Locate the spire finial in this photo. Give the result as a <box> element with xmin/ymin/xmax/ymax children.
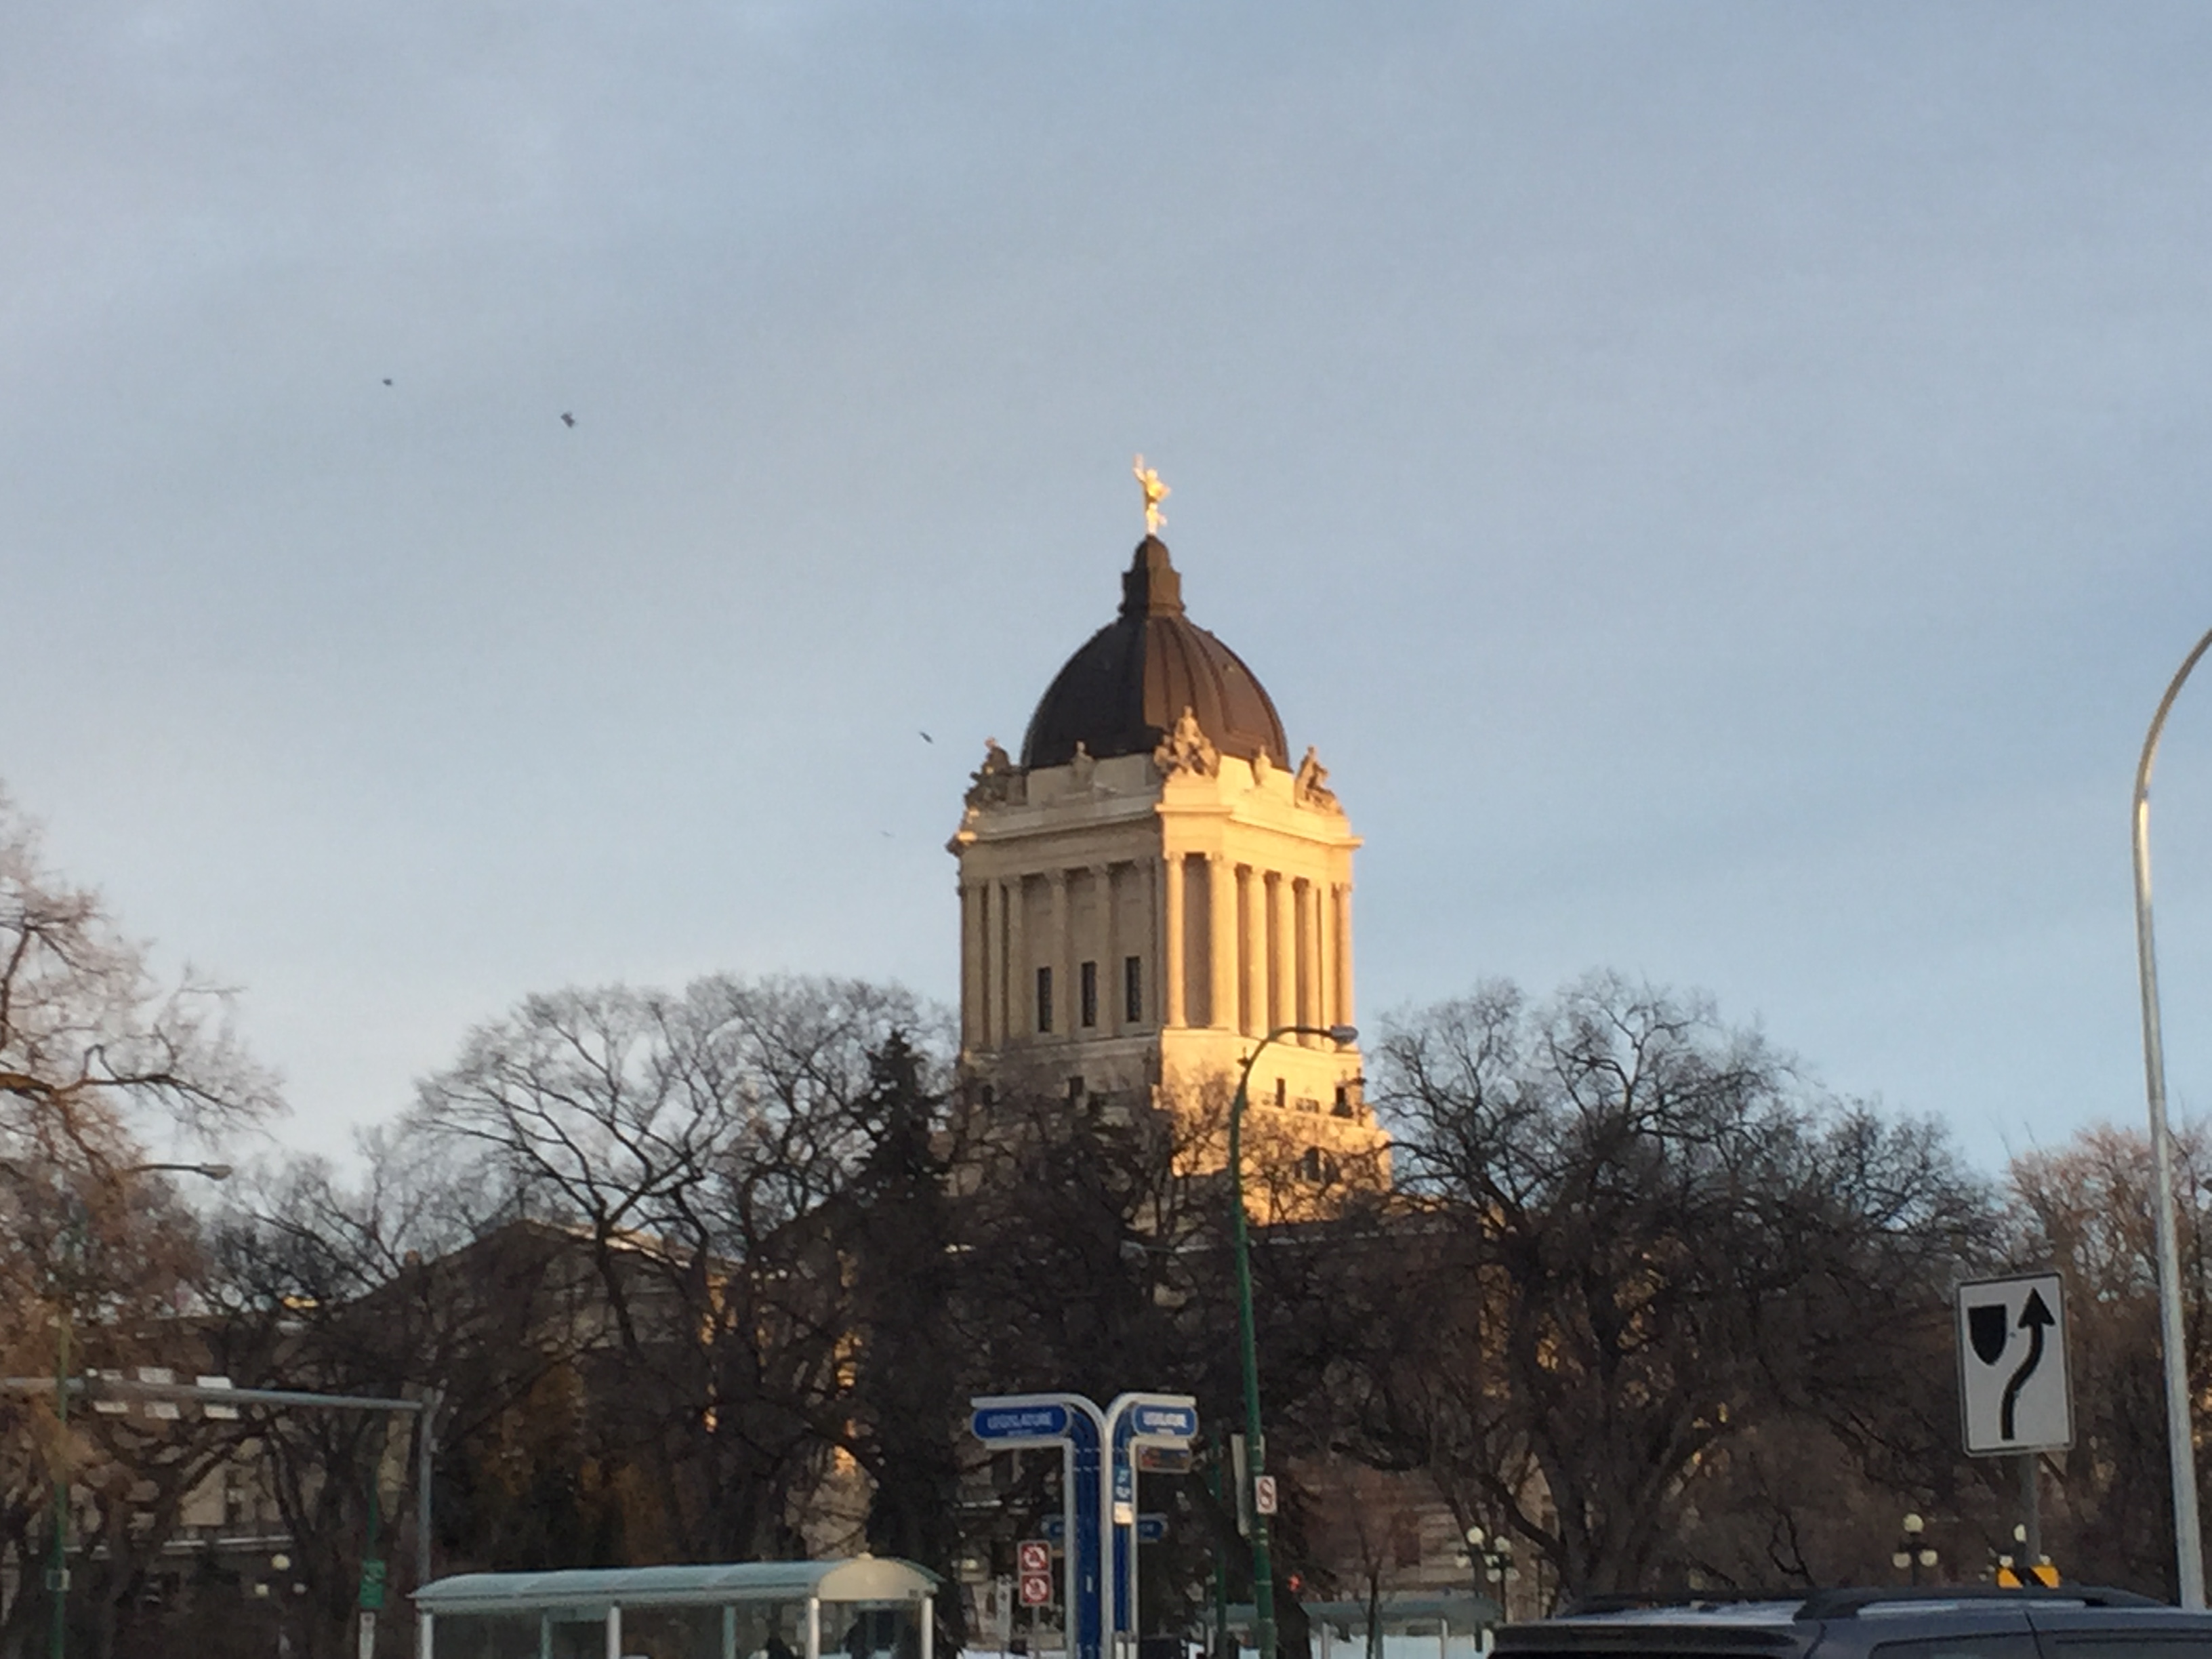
<box><xmin>1133</xmin><ymin>454</ymin><xmax>1170</xmax><ymax>537</ymax></box>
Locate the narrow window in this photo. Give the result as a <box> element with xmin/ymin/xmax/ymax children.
<box><xmin>1067</xmin><ymin>1075</ymin><xmax>1086</xmax><ymax>1102</ymax></box>
<box><xmin>1273</xmin><ymin>1077</ymin><xmax>1286</xmax><ymax>1110</ymax></box>
<box><xmin>1333</xmin><ymin>1084</ymin><xmax>1351</xmax><ymax>1118</ymax></box>
<box><xmin>1080</xmin><ymin>960</ymin><xmax>1099</xmax><ymax>1027</ymax></box>
<box><xmin>1124</xmin><ymin>956</ymin><xmax>1143</xmax><ymax>1023</ymax></box>
<box><xmin>1036</xmin><ymin>966</ymin><xmax>1054</xmax><ymax>1033</ymax></box>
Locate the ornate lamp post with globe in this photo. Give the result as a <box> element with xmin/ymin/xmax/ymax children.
<box><xmin>1462</xmin><ymin>1528</ymin><xmax>1517</xmax><ymax>1620</ymax></box>
<box><xmin>1891</xmin><ymin>1514</ymin><xmax>1938</xmax><ymax>1586</ymax></box>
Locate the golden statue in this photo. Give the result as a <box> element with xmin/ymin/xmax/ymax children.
<box><xmin>1133</xmin><ymin>455</ymin><xmax>1170</xmax><ymax>536</ymax></box>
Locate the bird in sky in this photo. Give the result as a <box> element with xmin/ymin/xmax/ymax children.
<box><xmin>919</xmin><ymin>731</ymin><xmax>933</xmax><ymax>743</ymax></box>
<box><xmin>381</xmin><ymin>377</ymin><xmax>392</xmax><ymax>386</ymax></box>
<box><xmin>560</xmin><ymin>412</ymin><xmax>575</xmax><ymax>428</ymax></box>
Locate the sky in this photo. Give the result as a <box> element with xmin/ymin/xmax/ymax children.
<box><xmin>6</xmin><ymin>1</ymin><xmax>2212</xmax><ymax>1173</ymax></box>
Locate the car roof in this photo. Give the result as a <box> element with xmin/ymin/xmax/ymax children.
<box><xmin>1493</xmin><ymin>1588</ymin><xmax>2198</xmax><ymax>1656</ymax></box>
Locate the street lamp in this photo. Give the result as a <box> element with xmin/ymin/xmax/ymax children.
<box><xmin>2133</xmin><ymin>625</ymin><xmax>2212</xmax><ymax>1610</ymax></box>
<box><xmin>1463</xmin><ymin>1528</ymin><xmax>1516</xmax><ymax>1618</ymax></box>
<box><xmin>1890</xmin><ymin>1514</ymin><xmax>1936</xmax><ymax>1586</ymax></box>
<box><xmin>45</xmin><ymin>1158</ymin><xmax>230</xmax><ymax>1659</ymax></box>
<box><xmin>1230</xmin><ymin>1021</ymin><xmax>1356</xmax><ymax>1659</ymax></box>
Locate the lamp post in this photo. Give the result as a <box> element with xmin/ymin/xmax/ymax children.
<box><xmin>2133</xmin><ymin>626</ymin><xmax>2212</xmax><ymax>1610</ymax></box>
<box><xmin>1230</xmin><ymin>1022</ymin><xmax>1356</xmax><ymax>1659</ymax></box>
<box><xmin>1890</xmin><ymin>1514</ymin><xmax>1936</xmax><ymax>1586</ymax></box>
<box><xmin>45</xmin><ymin>1158</ymin><xmax>231</xmax><ymax>1659</ymax></box>
<box><xmin>1462</xmin><ymin>1528</ymin><xmax>1515</xmax><ymax>1620</ymax></box>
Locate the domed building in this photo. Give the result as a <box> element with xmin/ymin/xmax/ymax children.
<box><xmin>949</xmin><ymin>531</ymin><xmax>1388</xmax><ymax>1187</ymax></box>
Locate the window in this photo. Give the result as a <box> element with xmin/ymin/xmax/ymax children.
<box><xmin>1036</xmin><ymin>966</ymin><xmax>1054</xmax><ymax>1033</ymax></box>
<box><xmin>1067</xmin><ymin>1076</ymin><xmax>1086</xmax><ymax>1102</ymax></box>
<box><xmin>1273</xmin><ymin>1078</ymin><xmax>1286</xmax><ymax>1109</ymax></box>
<box><xmin>2042</xmin><ymin>1643</ymin><xmax>2212</xmax><ymax>1659</ymax></box>
<box><xmin>1080</xmin><ymin>960</ymin><xmax>1099</xmax><ymax>1027</ymax></box>
<box><xmin>1333</xmin><ymin>1084</ymin><xmax>1350</xmax><ymax>1116</ymax></box>
<box><xmin>1874</xmin><ymin>1639</ymin><xmax>2041</xmax><ymax>1659</ymax></box>
<box><xmin>1124</xmin><ymin>956</ymin><xmax>1143</xmax><ymax>1023</ymax></box>
<box><xmin>1391</xmin><ymin>1515</ymin><xmax>1422</xmax><ymax>1568</ymax></box>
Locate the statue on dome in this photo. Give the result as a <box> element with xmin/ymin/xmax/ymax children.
<box><xmin>1133</xmin><ymin>454</ymin><xmax>1170</xmax><ymax>537</ymax></box>
<box><xmin>965</xmin><ymin>738</ymin><xmax>1020</xmax><ymax>808</ymax></box>
<box><xmin>1153</xmin><ymin>706</ymin><xmax>1218</xmax><ymax>778</ymax></box>
<box><xmin>1294</xmin><ymin>746</ymin><xmax>1340</xmax><ymax>811</ymax></box>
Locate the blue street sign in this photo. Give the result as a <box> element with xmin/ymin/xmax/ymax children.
<box><xmin>971</xmin><ymin>1403</ymin><xmax>1071</xmax><ymax>1441</ymax></box>
<box><xmin>1046</xmin><ymin>1513</ymin><xmax>1165</xmax><ymax>1544</ymax></box>
<box><xmin>1127</xmin><ymin>1402</ymin><xmax>1198</xmax><ymax>1441</ymax></box>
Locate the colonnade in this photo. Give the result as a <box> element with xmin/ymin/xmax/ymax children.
<box><xmin>959</xmin><ymin>855</ymin><xmax>1354</xmax><ymax>1051</ymax></box>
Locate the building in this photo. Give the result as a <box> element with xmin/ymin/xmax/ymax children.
<box><xmin>948</xmin><ymin>529</ymin><xmax>1389</xmax><ymax>1191</ymax></box>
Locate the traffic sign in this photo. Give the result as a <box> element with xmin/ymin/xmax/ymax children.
<box><xmin>1126</xmin><ymin>1401</ymin><xmax>1198</xmax><ymax>1440</ymax></box>
<box><xmin>1957</xmin><ymin>1272</ymin><xmax>2072</xmax><ymax>1455</ymax></box>
<box><xmin>972</xmin><ymin>1403</ymin><xmax>1072</xmax><ymax>1442</ymax></box>
<box><xmin>1018</xmin><ymin>1540</ymin><xmax>1050</xmax><ymax>1575</ymax></box>
<box><xmin>1021</xmin><ymin>1572</ymin><xmax>1052</xmax><ymax>1607</ymax></box>
<box><xmin>1253</xmin><ymin>1475</ymin><xmax>1278</xmax><ymax>1515</ymax></box>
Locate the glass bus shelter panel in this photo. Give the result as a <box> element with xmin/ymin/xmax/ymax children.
<box><xmin>617</xmin><ymin>1605</ymin><xmax>731</xmax><ymax>1658</ymax></box>
<box><xmin>823</xmin><ymin>1603</ymin><xmax>923</xmax><ymax>1659</ymax></box>
<box><xmin>728</xmin><ymin>1600</ymin><xmax>808</xmax><ymax>1659</ymax></box>
<box><xmin>424</xmin><ymin>1619</ymin><xmax>592</xmax><ymax>1654</ymax></box>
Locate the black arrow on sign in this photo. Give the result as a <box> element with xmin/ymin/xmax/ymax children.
<box><xmin>1999</xmin><ymin>1288</ymin><xmax>2055</xmax><ymax>1440</ymax></box>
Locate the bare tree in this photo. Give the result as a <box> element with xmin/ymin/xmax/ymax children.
<box><xmin>1346</xmin><ymin>974</ymin><xmax>1994</xmax><ymax>1597</ymax></box>
<box><xmin>0</xmin><ymin>787</ymin><xmax>276</xmax><ymax>1656</ymax></box>
<box><xmin>403</xmin><ymin>973</ymin><xmax>945</xmax><ymax>1563</ymax></box>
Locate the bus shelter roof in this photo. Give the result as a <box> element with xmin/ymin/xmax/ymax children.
<box><xmin>416</xmin><ymin>1557</ymin><xmax>939</xmax><ymax>1614</ymax></box>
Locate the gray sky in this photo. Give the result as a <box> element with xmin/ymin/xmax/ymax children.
<box><xmin>7</xmin><ymin>1</ymin><xmax>2212</xmax><ymax>1171</ymax></box>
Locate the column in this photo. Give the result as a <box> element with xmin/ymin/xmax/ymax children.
<box><xmin>987</xmin><ymin>880</ymin><xmax>1009</xmax><ymax>1046</ymax></box>
<box><xmin>1162</xmin><ymin>853</ymin><xmax>1186</xmax><ymax>1027</ymax></box>
<box><xmin>1094</xmin><ymin>863</ymin><xmax>1118</xmax><ymax>1033</ymax></box>
<box><xmin>1050</xmin><ymin>870</ymin><xmax>1071</xmax><ymax>1039</ymax></box>
<box><xmin>1305</xmin><ymin>880</ymin><xmax>1325</xmax><ymax>1042</ymax></box>
<box><xmin>1334</xmin><ymin>882</ymin><xmax>1355</xmax><ymax>1027</ymax></box>
<box><xmin>1269</xmin><ymin>872</ymin><xmax>1295</xmax><ymax>1035</ymax></box>
<box><xmin>960</xmin><ymin>881</ymin><xmax>982</xmax><ymax>1049</ymax></box>
<box><xmin>1294</xmin><ymin>878</ymin><xmax>1315</xmax><ymax>1044</ymax></box>
<box><xmin>1309</xmin><ymin>876</ymin><xmax>1327</xmax><ymax>1044</ymax></box>
<box><xmin>1240</xmin><ymin>867</ymin><xmax>1265</xmax><ymax>1037</ymax></box>
<box><xmin>1006</xmin><ymin>876</ymin><xmax>1028</xmax><ymax>1040</ymax></box>
<box><xmin>1208</xmin><ymin>853</ymin><xmax>1237</xmax><ymax>1030</ymax></box>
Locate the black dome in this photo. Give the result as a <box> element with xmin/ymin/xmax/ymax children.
<box><xmin>1020</xmin><ymin>539</ymin><xmax>1288</xmax><ymax>770</ymax></box>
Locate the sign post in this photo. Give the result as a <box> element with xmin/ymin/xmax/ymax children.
<box><xmin>973</xmin><ymin>1396</ymin><xmax>1107</xmax><ymax>1659</ymax></box>
<box><xmin>974</xmin><ymin>1391</ymin><xmax>1197</xmax><ymax>1659</ymax></box>
<box><xmin>1957</xmin><ymin>1272</ymin><xmax>2072</xmax><ymax>1578</ymax></box>
<box><xmin>1103</xmin><ymin>1393</ymin><xmax>1199</xmax><ymax>1658</ymax></box>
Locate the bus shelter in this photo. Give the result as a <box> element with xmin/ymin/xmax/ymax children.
<box><xmin>415</xmin><ymin>1556</ymin><xmax>940</xmax><ymax>1659</ymax></box>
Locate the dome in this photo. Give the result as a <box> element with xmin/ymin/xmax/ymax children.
<box><xmin>1020</xmin><ymin>538</ymin><xmax>1288</xmax><ymax>770</ymax></box>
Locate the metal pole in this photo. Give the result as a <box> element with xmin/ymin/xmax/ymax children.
<box><xmin>416</xmin><ymin>1389</ymin><xmax>441</xmax><ymax>1601</ymax></box>
<box><xmin>2134</xmin><ymin>623</ymin><xmax>2212</xmax><ymax>1609</ymax></box>
<box><xmin>1230</xmin><ymin>1043</ymin><xmax>1276</xmax><ymax>1659</ymax></box>
<box><xmin>1210</xmin><ymin>1436</ymin><xmax>1228</xmax><ymax>1659</ymax></box>
<box><xmin>47</xmin><ymin>1300</ymin><xmax>69</xmax><ymax>1659</ymax></box>
<box><xmin>1230</xmin><ymin>1023</ymin><xmax>1355</xmax><ymax>1659</ymax></box>
<box><xmin>2022</xmin><ymin>1454</ymin><xmax>2042</xmax><ymax>1574</ymax></box>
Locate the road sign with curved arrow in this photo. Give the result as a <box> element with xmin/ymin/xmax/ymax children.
<box><xmin>1956</xmin><ymin>1271</ymin><xmax>2072</xmax><ymax>1456</ymax></box>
